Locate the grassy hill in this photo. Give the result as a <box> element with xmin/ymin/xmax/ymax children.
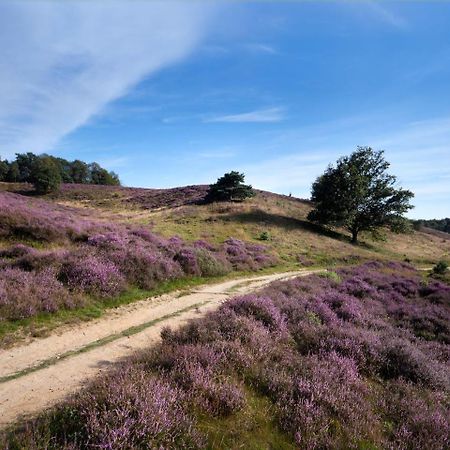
<box><xmin>24</xmin><ymin>182</ymin><xmax>449</xmax><ymax>267</ymax></box>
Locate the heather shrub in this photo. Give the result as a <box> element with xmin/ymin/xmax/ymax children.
<box><xmin>380</xmin><ymin>380</ymin><xmax>450</xmax><ymax>450</ymax></box>
<box><xmin>47</xmin><ymin>366</ymin><xmax>203</xmax><ymax>449</ymax></box>
<box><xmin>226</xmin><ymin>295</ymin><xmax>287</xmax><ymax>332</ymax></box>
<box><xmin>277</xmin><ymin>354</ymin><xmax>379</xmax><ymax>449</ymax></box>
<box><xmin>380</xmin><ymin>337</ymin><xmax>448</xmax><ymax>388</ymax></box>
<box><xmin>60</xmin><ymin>254</ymin><xmax>126</xmax><ymax>297</ymax></box>
<box><xmin>0</xmin><ymin>267</ymin><xmax>81</xmax><ymax>320</ymax></box>
<box><xmin>2</xmin><ymin>262</ymin><xmax>449</xmax><ymax>449</ymax></box>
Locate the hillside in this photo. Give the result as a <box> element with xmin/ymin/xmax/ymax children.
<box><xmin>0</xmin><ymin>182</ymin><xmax>448</xmax><ymax>345</ymax></box>
<box><xmin>25</xmin><ymin>182</ymin><xmax>450</xmax><ymax>266</ymax></box>
<box><xmin>2</xmin><ymin>182</ymin><xmax>449</xmax><ymax>268</ymax></box>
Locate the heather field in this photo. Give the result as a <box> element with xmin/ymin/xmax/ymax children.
<box><xmin>1</xmin><ymin>184</ymin><xmax>449</xmax><ymax>344</ymax></box>
<box><xmin>0</xmin><ymin>190</ymin><xmax>276</xmax><ymax>343</ymax></box>
<box><xmin>2</xmin><ymin>262</ymin><xmax>449</xmax><ymax>449</ymax></box>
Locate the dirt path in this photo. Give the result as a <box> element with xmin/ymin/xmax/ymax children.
<box><xmin>0</xmin><ymin>269</ymin><xmax>318</xmax><ymax>428</ymax></box>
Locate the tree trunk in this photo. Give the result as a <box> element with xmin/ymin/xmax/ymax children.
<box><xmin>351</xmin><ymin>229</ymin><xmax>358</xmax><ymax>244</ymax></box>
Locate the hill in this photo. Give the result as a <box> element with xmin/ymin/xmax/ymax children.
<box><xmin>0</xmin><ymin>182</ymin><xmax>448</xmax><ymax>345</ymax></box>
<box><xmin>30</xmin><ymin>182</ymin><xmax>450</xmax><ymax>266</ymax></box>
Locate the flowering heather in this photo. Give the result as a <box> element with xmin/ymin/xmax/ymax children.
<box><xmin>3</xmin><ymin>262</ymin><xmax>449</xmax><ymax>449</ymax></box>
<box><xmin>0</xmin><ymin>267</ymin><xmax>82</xmax><ymax>320</ymax></box>
<box><xmin>0</xmin><ymin>192</ymin><xmax>275</xmax><ymax>321</ymax></box>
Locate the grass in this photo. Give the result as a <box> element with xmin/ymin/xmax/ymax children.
<box><xmin>198</xmin><ymin>389</ymin><xmax>297</xmax><ymax>450</ymax></box>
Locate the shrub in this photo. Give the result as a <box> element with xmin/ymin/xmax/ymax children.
<box><xmin>0</xmin><ymin>267</ymin><xmax>80</xmax><ymax>320</ymax></box>
<box><xmin>258</xmin><ymin>231</ymin><xmax>271</xmax><ymax>241</ymax></box>
<box><xmin>433</xmin><ymin>260</ymin><xmax>448</xmax><ymax>275</ymax></box>
<box><xmin>60</xmin><ymin>254</ymin><xmax>126</xmax><ymax>297</ymax></box>
<box><xmin>205</xmin><ymin>171</ymin><xmax>255</xmax><ymax>203</ymax></box>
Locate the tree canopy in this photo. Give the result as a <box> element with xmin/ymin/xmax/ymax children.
<box><xmin>0</xmin><ymin>152</ymin><xmax>120</xmax><ymax>188</ymax></box>
<box><xmin>307</xmin><ymin>146</ymin><xmax>414</xmax><ymax>243</ymax></box>
<box><xmin>30</xmin><ymin>156</ymin><xmax>62</xmax><ymax>194</ymax></box>
<box><xmin>206</xmin><ymin>171</ymin><xmax>255</xmax><ymax>202</ymax></box>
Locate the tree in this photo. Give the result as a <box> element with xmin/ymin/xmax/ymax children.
<box><xmin>6</xmin><ymin>162</ymin><xmax>20</xmax><ymax>182</ymax></box>
<box><xmin>15</xmin><ymin>152</ymin><xmax>38</xmax><ymax>182</ymax></box>
<box><xmin>53</xmin><ymin>157</ymin><xmax>74</xmax><ymax>183</ymax></box>
<box><xmin>0</xmin><ymin>159</ymin><xmax>9</xmax><ymax>181</ymax></box>
<box><xmin>30</xmin><ymin>156</ymin><xmax>62</xmax><ymax>193</ymax></box>
<box><xmin>70</xmin><ymin>160</ymin><xmax>90</xmax><ymax>184</ymax></box>
<box><xmin>307</xmin><ymin>147</ymin><xmax>414</xmax><ymax>243</ymax></box>
<box><xmin>206</xmin><ymin>171</ymin><xmax>255</xmax><ymax>202</ymax></box>
<box><xmin>89</xmin><ymin>163</ymin><xmax>120</xmax><ymax>186</ymax></box>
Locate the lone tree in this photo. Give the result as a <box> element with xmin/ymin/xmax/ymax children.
<box><xmin>30</xmin><ymin>156</ymin><xmax>62</xmax><ymax>194</ymax></box>
<box><xmin>206</xmin><ymin>171</ymin><xmax>255</xmax><ymax>202</ymax></box>
<box><xmin>307</xmin><ymin>146</ymin><xmax>414</xmax><ymax>243</ymax></box>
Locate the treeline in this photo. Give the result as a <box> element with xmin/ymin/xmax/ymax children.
<box><xmin>412</xmin><ymin>218</ymin><xmax>450</xmax><ymax>234</ymax></box>
<box><xmin>0</xmin><ymin>153</ymin><xmax>120</xmax><ymax>192</ymax></box>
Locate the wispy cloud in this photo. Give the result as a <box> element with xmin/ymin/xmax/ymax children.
<box><xmin>365</xmin><ymin>1</ymin><xmax>408</xmax><ymax>29</ymax></box>
<box><xmin>205</xmin><ymin>107</ymin><xmax>285</xmax><ymax>123</ymax></box>
<box><xmin>0</xmin><ymin>1</ymin><xmax>217</xmax><ymax>158</ymax></box>
<box><xmin>244</xmin><ymin>43</ymin><xmax>277</xmax><ymax>54</ymax></box>
<box><xmin>197</xmin><ymin>149</ymin><xmax>236</xmax><ymax>159</ymax></box>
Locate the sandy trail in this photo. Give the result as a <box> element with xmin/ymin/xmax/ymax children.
<box><xmin>0</xmin><ymin>269</ymin><xmax>317</xmax><ymax>428</ymax></box>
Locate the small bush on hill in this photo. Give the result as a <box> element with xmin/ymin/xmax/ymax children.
<box><xmin>433</xmin><ymin>260</ymin><xmax>448</xmax><ymax>275</ymax></box>
<box><xmin>205</xmin><ymin>171</ymin><xmax>254</xmax><ymax>203</ymax></box>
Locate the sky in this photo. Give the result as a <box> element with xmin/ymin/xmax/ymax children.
<box><xmin>0</xmin><ymin>1</ymin><xmax>449</xmax><ymax>219</ymax></box>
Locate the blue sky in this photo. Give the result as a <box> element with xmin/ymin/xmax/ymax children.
<box><xmin>0</xmin><ymin>1</ymin><xmax>449</xmax><ymax>219</ymax></box>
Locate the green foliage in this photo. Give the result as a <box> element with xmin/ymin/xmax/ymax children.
<box><xmin>258</xmin><ymin>231</ymin><xmax>271</xmax><ymax>241</ymax></box>
<box><xmin>30</xmin><ymin>156</ymin><xmax>62</xmax><ymax>194</ymax></box>
<box><xmin>307</xmin><ymin>146</ymin><xmax>414</xmax><ymax>243</ymax></box>
<box><xmin>15</xmin><ymin>152</ymin><xmax>38</xmax><ymax>182</ymax></box>
<box><xmin>6</xmin><ymin>162</ymin><xmax>20</xmax><ymax>182</ymax></box>
<box><xmin>89</xmin><ymin>162</ymin><xmax>120</xmax><ymax>185</ymax></box>
<box><xmin>0</xmin><ymin>153</ymin><xmax>120</xmax><ymax>186</ymax></box>
<box><xmin>0</xmin><ymin>159</ymin><xmax>8</xmax><ymax>181</ymax></box>
<box><xmin>206</xmin><ymin>171</ymin><xmax>255</xmax><ymax>203</ymax></box>
<box><xmin>432</xmin><ymin>260</ymin><xmax>448</xmax><ymax>275</ymax></box>
<box><xmin>318</xmin><ymin>270</ymin><xmax>341</xmax><ymax>283</ymax></box>
<box><xmin>70</xmin><ymin>159</ymin><xmax>90</xmax><ymax>183</ymax></box>
<box><xmin>412</xmin><ymin>218</ymin><xmax>450</xmax><ymax>234</ymax></box>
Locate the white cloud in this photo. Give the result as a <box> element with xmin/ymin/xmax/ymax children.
<box><xmin>244</xmin><ymin>43</ymin><xmax>277</xmax><ymax>54</ymax></box>
<box><xmin>366</xmin><ymin>1</ymin><xmax>408</xmax><ymax>29</ymax></box>
<box><xmin>205</xmin><ymin>107</ymin><xmax>285</xmax><ymax>123</ymax></box>
<box><xmin>0</xmin><ymin>1</ymin><xmax>216</xmax><ymax>158</ymax></box>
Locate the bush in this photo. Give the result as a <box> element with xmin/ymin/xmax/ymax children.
<box><xmin>258</xmin><ymin>231</ymin><xmax>271</xmax><ymax>241</ymax></box>
<box><xmin>60</xmin><ymin>254</ymin><xmax>126</xmax><ymax>297</ymax></box>
<box><xmin>433</xmin><ymin>260</ymin><xmax>448</xmax><ymax>275</ymax></box>
<box><xmin>205</xmin><ymin>171</ymin><xmax>255</xmax><ymax>202</ymax></box>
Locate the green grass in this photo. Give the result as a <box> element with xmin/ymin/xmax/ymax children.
<box><xmin>198</xmin><ymin>389</ymin><xmax>296</xmax><ymax>450</ymax></box>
